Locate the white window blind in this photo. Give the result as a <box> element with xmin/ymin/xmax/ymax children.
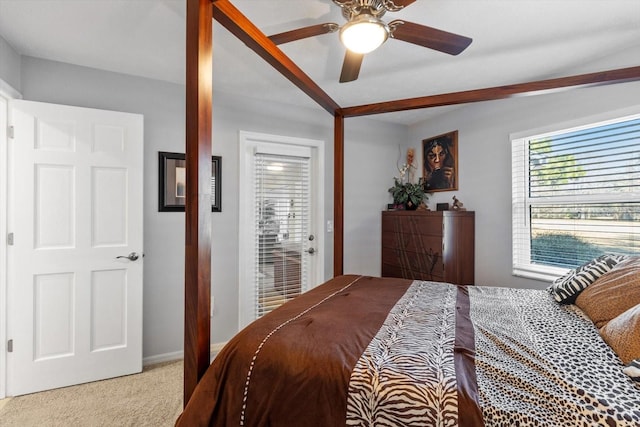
<box><xmin>254</xmin><ymin>153</ymin><xmax>311</xmax><ymax>318</ymax></box>
<box><xmin>512</xmin><ymin>115</ymin><xmax>640</xmax><ymax>280</ymax></box>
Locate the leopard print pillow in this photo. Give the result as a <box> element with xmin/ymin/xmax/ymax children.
<box><xmin>548</xmin><ymin>254</ymin><xmax>628</xmax><ymax>304</ymax></box>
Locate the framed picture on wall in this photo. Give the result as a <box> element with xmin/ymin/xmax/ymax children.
<box><xmin>422</xmin><ymin>130</ymin><xmax>458</xmax><ymax>192</ymax></box>
<box><xmin>158</xmin><ymin>151</ymin><xmax>222</xmax><ymax>212</ymax></box>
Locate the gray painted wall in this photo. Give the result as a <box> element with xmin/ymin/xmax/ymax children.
<box><xmin>409</xmin><ymin>81</ymin><xmax>640</xmax><ymax>290</ymax></box>
<box><xmin>6</xmin><ymin>44</ymin><xmax>639</xmax><ymax>359</ymax></box>
<box><xmin>16</xmin><ymin>55</ymin><xmax>407</xmax><ymax>357</ymax></box>
<box><xmin>20</xmin><ymin>56</ymin><xmax>190</xmax><ymax>357</ymax></box>
<box><xmin>344</xmin><ymin>116</ymin><xmax>409</xmax><ymax>275</ymax></box>
<box><xmin>0</xmin><ymin>34</ymin><xmax>21</xmax><ymax>93</ymax></box>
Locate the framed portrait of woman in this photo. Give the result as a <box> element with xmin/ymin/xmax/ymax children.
<box><xmin>422</xmin><ymin>130</ymin><xmax>458</xmax><ymax>192</ymax></box>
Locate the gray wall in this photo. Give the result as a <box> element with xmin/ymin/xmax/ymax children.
<box><xmin>0</xmin><ymin>34</ymin><xmax>21</xmax><ymax>93</ymax></box>
<box><xmin>8</xmin><ymin>46</ymin><xmax>639</xmax><ymax>359</ymax></box>
<box><xmin>20</xmin><ymin>56</ymin><xmax>189</xmax><ymax>358</ymax></box>
<box><xmin>17</xmin><ymin>55</ymin><xmax>407</xmax><ymax>357</ymax></box>
<box><xmin>344</xmin><ymin>117</ymin><xmax>408</xmax><ymax>275</ymax></box>
<box><xmin>409</xmin><ymin>81</ymin><xmax>640</xmax><ymax>290</ymax></box>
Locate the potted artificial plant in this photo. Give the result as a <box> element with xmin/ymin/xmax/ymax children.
<box><xmin>389</xmin><ymin>148</ymin><xmax>429</xmax><ymax>210</ymax></box>
<box><xmin>389</xmin><ymin>177</ymin><xmax>427</xmax><ymax>210</ymax></box>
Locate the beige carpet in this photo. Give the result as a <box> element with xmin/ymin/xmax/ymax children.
<box><xmin>0</xmin><ymin>360</ymin><xmax>183</xmax><ymax>427</ymax></box>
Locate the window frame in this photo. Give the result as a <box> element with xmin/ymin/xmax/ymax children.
<box><xmin>237</xmin><ymin>131</ymin><xmax>325</xmax><ymax>329</ymax></box>
<box><xmin>511</xmin><ymin>109</ymin><xmax>640</xmax><ymax>282</ymax></box>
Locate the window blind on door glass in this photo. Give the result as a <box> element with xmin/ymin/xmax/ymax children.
<box><xmin>513</xmin><ymin>116</ymin><xmax>640</xmax><ymax>276</ymax></box>
<box><xmin>254</xmin><ymin>153</ymin><xmax>311</xmax><ymax>319</ymax></box>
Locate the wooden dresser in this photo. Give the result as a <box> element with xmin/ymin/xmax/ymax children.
<box><xmin>381</xmin><ymin>210</ymin><xmax>475</xmax><ymax>285</ymax></box>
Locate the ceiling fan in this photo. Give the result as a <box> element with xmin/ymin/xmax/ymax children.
<box><xmin>268</xmin><ymin>0</ymin><xmax>472</xmax><ymax>83</ymax></box>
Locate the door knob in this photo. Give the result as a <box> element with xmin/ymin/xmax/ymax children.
<box><xmin>116</xmin><ymin>252</ymin><xmax>139</xmax><ymax>261</ymax></box>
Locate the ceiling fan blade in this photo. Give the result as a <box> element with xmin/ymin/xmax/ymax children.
<box><xmin>386</xmin><ymin>0</ymin><xmax>417</xmax><ymax>9</ymax></box>
<box><xmin>339</xmin><ymin>51</ymin><xmax>364</xmax><ymax>83</ymax></box>
<box><xmin>268</xmin><ymin>23</ymin><xmax>339</xmax><ymax>45</ymax></box>
<box><xmin>389</xmin><ymin>20</ymin><xmax>472</xmax><ymax>55</ymax></box>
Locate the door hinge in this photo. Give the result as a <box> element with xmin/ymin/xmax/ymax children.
<box><xmin>7</xmin><ymin>339</ymin><xmax>13</xmax><ymax>352</ymax></box>
<box><xmin>7</xmin><ymin>125</ymin><xmax>14</xmax><ymax>139</ymax></box>
<box><xmin>7</xmin><ymin>232</ymin><xmax>14</xmax><ymax>246</ymax></box>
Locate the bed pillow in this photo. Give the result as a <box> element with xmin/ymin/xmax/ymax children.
<box><xmin>623</xmin><ymin>359</ymin><xmax>640</xmax><ymax>382</ymax></box>
<box><xmin>574</xmin><ymin>256</ymin><xmax>640</xmax><ymax>328</ymax></box>
<box><xmin>599</xmin><ymin>304</ymin><xmax>640</xmax><ymax>365</ymax></box>
<box><xmin>547</xmin><ymin>254</ymin><xmax>628</xmax><ymax>304</ymax></box>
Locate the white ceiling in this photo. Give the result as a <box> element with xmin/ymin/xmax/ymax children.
<box><xmin>0</xmin><ymin>0</ymin><xmax>639</xmax><ymax>125</ymax></box>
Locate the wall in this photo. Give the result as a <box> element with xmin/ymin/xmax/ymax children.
<box><xmin>208</xmin><ymin>91</ymin><xmax>336</xmax><ymax>343</ymax></box>
<box><xmin>15</xmin><ymin>51</ymin><xmax>636</xmax><ymax>359</ymax></box>
<box><xmin>343</xmin><ymin>117</ymin><xmax>408</xmax><ymax>275</ymax></box>
<box><xmin>17</xmin><ymin>56</ymin><xmax>407</xmax><ymax>357</ymax></box>
<box><xmin>0</xmin><ymin>35</ymin><xmax>21</xmax><ymax>96</ymax></box>
<box><xmin>409</xmin><ymin>81</ymin><xmax>640</xmax><ymax>290</ymax></box>
<box><xmin>209</xmin><ymin>94</ymin><xmax>407</xmax><ymax>339</ymax></box>
<box><xmin>20</xmin><ymin>56</ymin><xmax>189</xmax><ymax>358</ymax></box>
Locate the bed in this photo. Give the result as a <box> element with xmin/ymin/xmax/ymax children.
<box><xmin>177</xmin><ymin>266</ymin><xmax>640</xmax><ymax>426</ymax></box>
<box><xmin>181</xmin><ymin>0</ymin><xmax>640</xmax><ymax>415</ymax></box>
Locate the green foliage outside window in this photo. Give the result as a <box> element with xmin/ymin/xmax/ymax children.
<box><xmin>530</xmin><ymin>233</ymin><xmax>603</xmax><ymax>268</ymax></box>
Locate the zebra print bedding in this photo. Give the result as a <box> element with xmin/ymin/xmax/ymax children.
<box><xmin>177</xmin><ymin>275</ymin><xmax>640</xmax><ymax>427</ymax></box>
<box><xmin>346</xmin><ymin>280</ymin><xmax>482</xmax><ymax>426</ymax></box>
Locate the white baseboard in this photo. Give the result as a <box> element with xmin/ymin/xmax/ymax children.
<box><xmin>142</xmin><ymin>350</ymin><xmax>183</xmax><ymax>366</ymax></box>
<box><xmin>143</xmin><ymin>341</ymin><xmax>228</xmax><ymax>366</ymax></box>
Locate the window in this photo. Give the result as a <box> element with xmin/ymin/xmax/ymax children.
<box><xmin>254</xmin><ymin>153</ymin><xmax>311</xmax><ymax>318</ymax></box>
<box><xmin>512</xmin><ymin>114</ymin><xmax>640</xmax><ymax>281</ymax></box>
<box><xmin>238</xmin><ymin>131</ymin><xmax>324</xmax><ymax>329</ymax></box>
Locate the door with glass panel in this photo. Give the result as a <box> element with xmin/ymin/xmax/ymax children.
<box><xmin>239</xmin><ymin>132</ymin><xmax>324</xmax><ymax>328</ymax></box>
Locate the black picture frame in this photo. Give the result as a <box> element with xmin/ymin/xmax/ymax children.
<box><xmin>158</xmin><ymin>151</ymin><xmax>221</xmax><ymax>212</ymax></box>
<box><xmin>422</xmin><ymin>130</ymin><xmax>459</xmax><ymax>192</ymax></box>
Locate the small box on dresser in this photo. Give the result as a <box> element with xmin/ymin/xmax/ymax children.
<box><xmin>381</xmin><ymin>210</ymin><xmax>475</xmax><ymax>285</ymax></box>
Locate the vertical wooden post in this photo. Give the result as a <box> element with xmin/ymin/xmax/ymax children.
<box><xmin>184</xmin><ymin>0</ymin><xmax>212</xmax><ymax>406</ymax></box>
<box><xmin>333</xmin><ymin>113</ymin><xmax>344</xmax><ymax>276</ymax></box>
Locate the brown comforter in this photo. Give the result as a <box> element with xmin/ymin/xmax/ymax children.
<box><xmin>177</xmin><ymin>275</ymin><xmax>640</xmax><ymax>426</ymax></box>
<box><xmin>178</xmin><ymin>275</ymin><xmax>430</xmax><ymax>426</ymax></box>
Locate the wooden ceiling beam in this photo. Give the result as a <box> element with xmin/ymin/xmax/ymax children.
<box><xmin>341</xmin><ymin>66</ymin><xmax>640</xmax><ymax>118</ymax></box>
<box><xmin>212</xmin><ymin>0</ymin><xmax>341</xmax><ymax>115</ymax></box>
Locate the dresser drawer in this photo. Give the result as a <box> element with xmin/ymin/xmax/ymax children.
<box><xmin>381</xmin><ymin>210</ymin><xmax>474</xmax><ymax>285</ymax></box>
<box><xmin>381</xmin><ymin>231</ymin><xmax>443</xmax><ymax>253</ymax></box>
<box><xmin>381</xmin><ymin>262</ymin><xmax>444</xmax><ymax>282</ymax></box>
<box><xmin>381</xmin><ymin>214</ymin><xmax>443</xmax><ymax>236</ymax></box>
<box><xmin>381</xmin><ymin>247</ymin><xmax>444</xmax><ymax>278</ymax></box>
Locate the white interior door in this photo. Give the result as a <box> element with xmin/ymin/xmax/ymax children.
<box><xmin>0</xmin><ymin>93</ymin><xmax>9</xmax><ymax>399</ymax></box>
<box><xmin>7</xmin><ymin>100</ymin><xmax>143</xmax><ymax>396</ymax></box>
<box><xmin>238</xmin><ymin>131</ymin><xmax>324</xmax><ymax>328</ymax></box>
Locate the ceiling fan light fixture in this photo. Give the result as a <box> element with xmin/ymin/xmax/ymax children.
<box><xmin>339</xmin><ymin>14</ymin><xmax>389</xmax><ymax>54</ymax></box>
